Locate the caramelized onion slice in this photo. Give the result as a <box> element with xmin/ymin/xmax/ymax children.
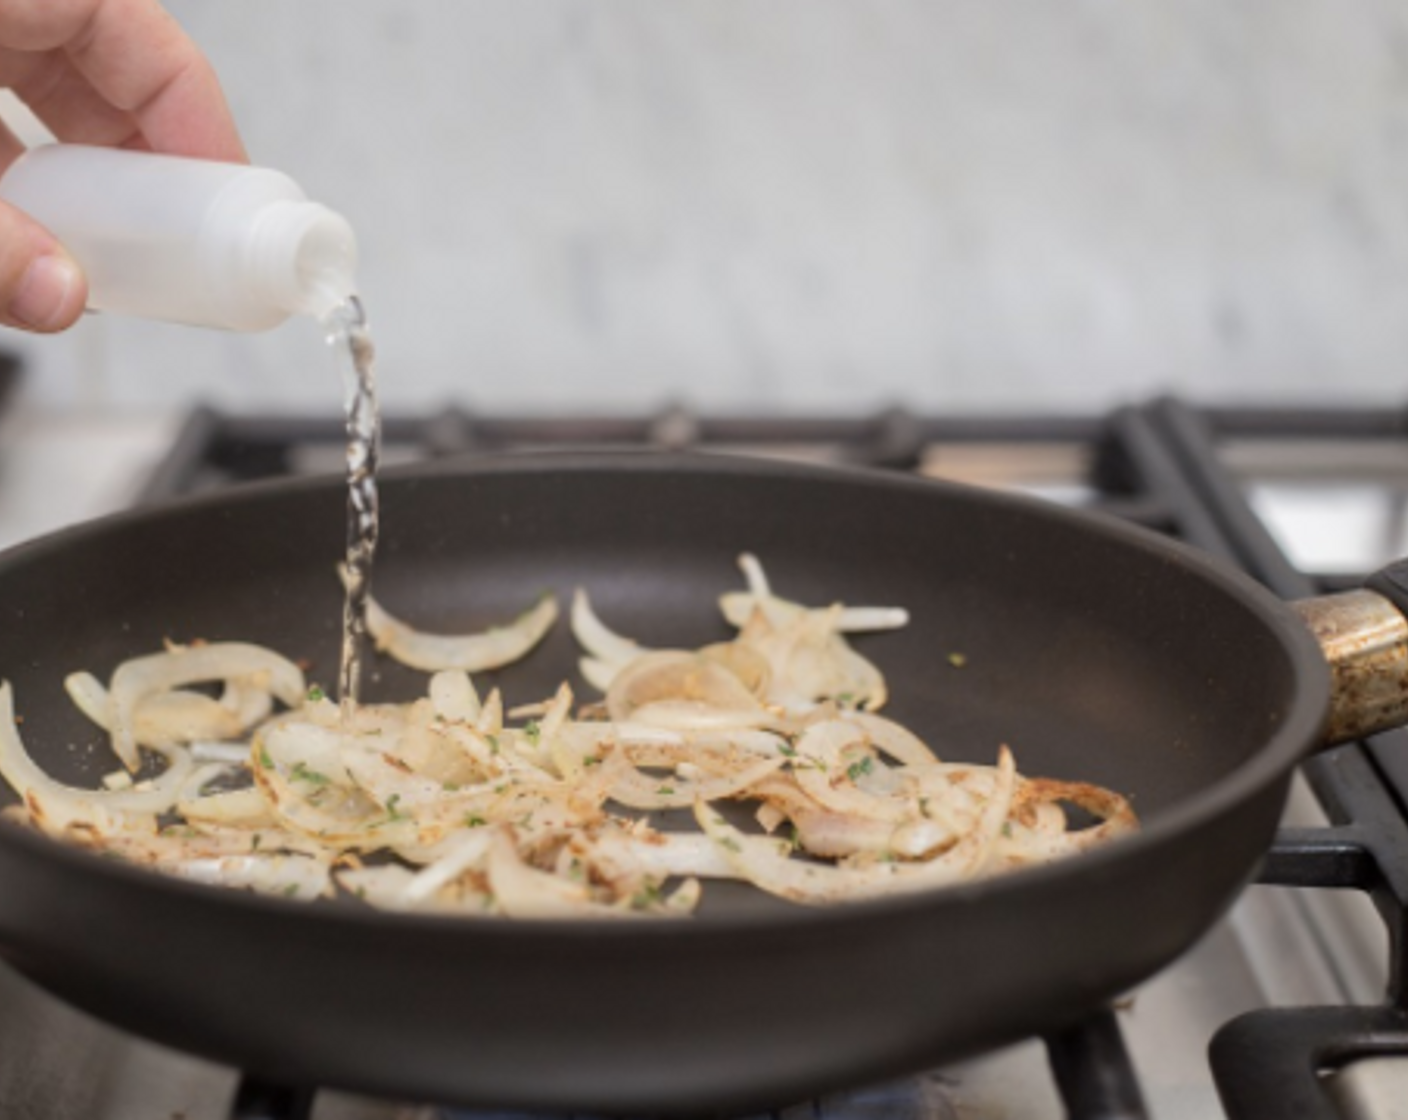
<box><xmin>694</xmin><ymin>747</ymin><xmax>1016</xmax><ymax>904</ymax></box>
<box><xmin>605</xmin><ymin>651</ymin><xmax>763</xmax><ymax>724</ymax></box>
<box><xmin>486</xmin><ymin>828</ymin><xmax>641</xmax><ymax>920</ymax></box>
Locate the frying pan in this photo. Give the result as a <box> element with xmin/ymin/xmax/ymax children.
<box><xmin>0</xmin><ymin>451</ymin><xmax>1384</xmax><ymax>1114</ymax></box>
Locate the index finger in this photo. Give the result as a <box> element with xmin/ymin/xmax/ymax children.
<box><xmin>0</xmin><ymin>0</ymin><xmax>246</xmax><ymax>162</ymax></box>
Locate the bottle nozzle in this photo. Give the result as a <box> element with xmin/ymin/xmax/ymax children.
<box><xmin>248</xmin><ymin>200</ymin><xmax>358</xmax><ymax>319</ymax></box>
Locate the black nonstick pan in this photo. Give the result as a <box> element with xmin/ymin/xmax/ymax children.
<box><xmin>0</xmin><ymin>451</ymin><xmax>1383</xmax><ymax>1114</ymax></box>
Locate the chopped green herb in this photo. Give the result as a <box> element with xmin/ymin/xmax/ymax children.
<box><xmin>656</xmin><ymin>785</ymin><xmax>676</xmax><ymax>796</ymax></box>
<box><xmin>1001</xmin><ymin>821</ymin><xmax>1014</xmax><ymax>839</ymax></box>
<box><xmin>442</xmin><ymin>781</ymin><xmax>461</xmax><ymax>792</ymax></box>
<box><xmin>567</xmin><ymin>858</ymin><xmax>585</xmax><ymax>881</ymax></box>
<box><xmin>631</xmin><ymin>883</ymin><xmax>665</xmax><ymax>910</ymax></box>
<box><xmin>291</xmin><ymin>761</ymin><xmax>330</xmax><ymax>785</ymax></box>
<box><xmin>788</xmin><ymin>824</ymin><xmax>802</xmax><ymax>852</ymax></box>
<box><xmin>583</xmin><ymin>755</ymin><xmax>602</xmax><ymax>767</ymax></box>
<box><xmin>777</xmin><ymin>743</ymin><xmax>798</xmax><ymax>758</ymax></box>
<box><xmin>259</xmin><ymin>746</ymin><xmax>274</xmax><ymax>770</ymax></box>
<box><xmin>720</xmin><ymin>836</ymin><xmax>742</xmax><ymax>853</ymax></box>
<box><xmin>947</xmin><ymin>652</ymin><xmax>968</xmax><ymax>669</ymax></box>
<box><xmin>385</xmin><ymin>793</ymin><xmax>406</xmax><ymax>822</ymax></box>
<box><xmin>251</xmin><ymin>833</ymin><xmax>263</xmax><ymax>851</ymax></box>
<box><xmin>305</xmin><ymin>684</ymin><xmax>327</xmax><ymax>703</ymax></box>
<box><xmin>835</xmin><ymin>691</ymin><xmax>856</xmax><ymax>705</ymax></box>
<box><xmin>485</xmin><ymin>734</ymin><xmax>500</xmax><ymax>754</ymax></box>
<box><xmin>282</xmin><ymin>884</ymin><xmax>300</xmax><ymax>898</ymax></box>
<box><xmin>846</xmin><ymin>756</ymin><xmax>874</xmax><ymax>782</ymax></box>
<box><xmin>464</xmin><ymin>814</ymin><xmax>487</xmax><ymax>828</ymax></box>
<box><xmin>523</xmin><ymin>721</ymin><xmax>542</xmax><ymax>745</ymax></box>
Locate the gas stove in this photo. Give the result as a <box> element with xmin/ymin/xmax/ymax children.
<box><xmin>0</xmin><ymin>396</ymin><xmax>1405</xmax><ymax>1119</ymax></box>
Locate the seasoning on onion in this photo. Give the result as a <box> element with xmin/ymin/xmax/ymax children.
<box><xmin>0</xmin><ymin>555</ymin><xmax>1137</xmax><ymax>914</ymax></box>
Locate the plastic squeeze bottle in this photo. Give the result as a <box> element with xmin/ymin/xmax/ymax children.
<box><xmin>0</xmin><ymin>144</ymin><xmax>356</xmax><ymax>332</ymax></box>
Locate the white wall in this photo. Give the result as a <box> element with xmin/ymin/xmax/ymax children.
<box><xmin>9</xmin><ymin>1</ymin><xmax>1408</xmax><ymax>415</ymax></box>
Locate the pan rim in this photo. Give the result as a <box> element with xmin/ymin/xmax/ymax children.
<box><xmin>0</xmin><ymin>448</ymin><xmax>1330</xmax><ymax>938</ymax></box>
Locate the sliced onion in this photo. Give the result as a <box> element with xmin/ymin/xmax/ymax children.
<box><xmin>259</xmin><ymin>720</ymin><xmax>357</xmax><ymax>787</ymax></box>
<box><xmin>400</xmin><ymin>829</ymin><xmax>493</xmax><ymax>904</ymax></box>
<box><xmin>998</xmin><ymin>776</ymin><xmax>1139</xmax><ymax>864</ymax></box>
<box><xmin>361</xmin><ymin>589</ymin><xmax>558</xmax><ymax>673</ymax></box>
<box><xmin>622</xmin><ymin>736</ymin><xmax>785</xmax><ymax>770</ymax></box>
<box><xmin>167</xmin><ymin>853</ymin><xmax>332</xmax><ymax>899</ymax></box>
<box><xmin>571</xmin><ymin>589</ymin><xmax>646</xmax><ymax>666</ymax></box>
<box><xmin>792</xmin><ymin>720</ymin><xmax>911</xmax><ymax>824</ymax></box>
<box><xmin>694</xmin><ymin>801</ymin><xmax>912</xmax><ymax>904</ymax></box>
<box><xmin>609</xmin><ymin>753</ymin><xmax>783</xmax><ymax>811</ymax></box>
<box><xmin>749</xmin><ymin>773</ymin><xmax>894</xmax><ymax>858</ymax></box>
<box><xmin>840</xmin><ymin>711</ymin><xmax>938</xmax><ymax>768</ymax></box>
<box><xmin>220</xmin><ymin>674</ymin><xmax>275</xmax><ymax>729</ymax></box>
<box><xmin>584</xmin><ymin>828</ymin><xmax>788</xmax><ymax>880</ymax></box>
<box><xmin>699</xmin><ymin>642</ymin><xmax>771</xmax><ymax>696</ymax></box>
<box><xmin>476</xmin><ymin>688</ymin><xmax>504</xmax><ymax>737</ymax></box>
<box><xmin>337</xmin><ymin>864</ymin><xmax>419</xmax><ymax>908</ymax></box>
<box><xmin>578</xmin><ymin>656</ymin><xmax>617</xmax><ymax>693</ymax></box>
<box><xmin>1</xmin><ymin>553</ymin><xmax>1137</xmax><ymax>916</ymax></box>
<box><xmin>623</xmin><ymin>701</ymin><xmax>777</xmax><ymax>732</ymax></box>
<box><xmin>178</xmin><ymin>785</ymin><xmax>272</xmax><ymax>827</ymax></box>
<box><xmin>428</xmin><ymin>670</ymin><xmax>481</xmax><ymax>723</ymax></box>
<box><xmin>721</xmin><ymin>595</ymin><xmax>909</xmax><ymax>634</ymax></box>
<box><xmin>67</xmin><ymin>672</ymin><xmax>245</xmax><ymax>750</ymax></box>
<box><xmin>107</xmin><ymin>643</ymin><xmax>305</xmax><ymax>772</ymax></box>
<box><xmin>0</xmin><ymin>682</ymin><xmax>191</xmax><ymax>834</ymax></box>
<box><xmin>605</xmin><ymin>650</ymin><xmax>762</xmax><ymax>724</ymax></box>
<box><xmin>191</xmin><ymin>741</ymin><xmax>253</xmax><ymax>765</ymax></box>
<box><xmin>734</xmin><ymin>605</ymin><xmax>887</xmax><ymax>713</ymax></box>
<box><xmin>720</xmin><ymin>554</ymin><xmax>909</xmax><ymax>633</ymax></box>
<box><xmin>487</xmin><ymin>827</ymin><xmax>643</xmax><ymax>920</ymax></box>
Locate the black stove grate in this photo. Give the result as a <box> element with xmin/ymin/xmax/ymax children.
<box><xmin>1129</xmin><ymin>400</ymin><xmax>1408</xmax><ymax>1120</ymax></box>
<box><xmin>130</xmin><ymin>397</ymin><xmax>1408</xmax><ymax>1120</ymax></box>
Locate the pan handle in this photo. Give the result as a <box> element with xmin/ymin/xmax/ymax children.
<box><xmin>1292</xmin><ymin>558</ymin><xmax>1408</xmax><ymax>747</ymax></box>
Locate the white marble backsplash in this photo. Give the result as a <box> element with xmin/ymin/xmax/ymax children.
<box><xmin>7</xmin><ymin>0</ymin><xmax>1408</xmax><ymax>415</ymax></box>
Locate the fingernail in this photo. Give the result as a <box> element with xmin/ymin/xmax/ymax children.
<box><xmin>10</xmin><ymin>254</ymin><xmax>81</xmax><ymax>330</ymax></box>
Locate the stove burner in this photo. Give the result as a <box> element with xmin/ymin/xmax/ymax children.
<box><xmin>1045</xmin><ymin>1010</ymin><xmax>1149</xmax><ymax>1120</ymax></box>
<box><xmin>226</xmin><ymin>1009</ymin><xmax>1151</xmax><ymax>1120</ymax></box>
<box><xmin>231</xmin><ymin>1078</ymin><xmax>314</xmax><ymax>1120</ymax></box>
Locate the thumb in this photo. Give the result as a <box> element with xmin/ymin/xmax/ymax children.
<box><xmin>0</xmin><ymin>201</ymin><xmax>87</xmax><ymax>333</ymax></box>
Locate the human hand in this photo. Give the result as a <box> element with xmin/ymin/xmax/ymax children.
<box><xmin>0</xmin><ymin>0</ymin><xmax>245</xmax><ymax>333</ymax></box>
